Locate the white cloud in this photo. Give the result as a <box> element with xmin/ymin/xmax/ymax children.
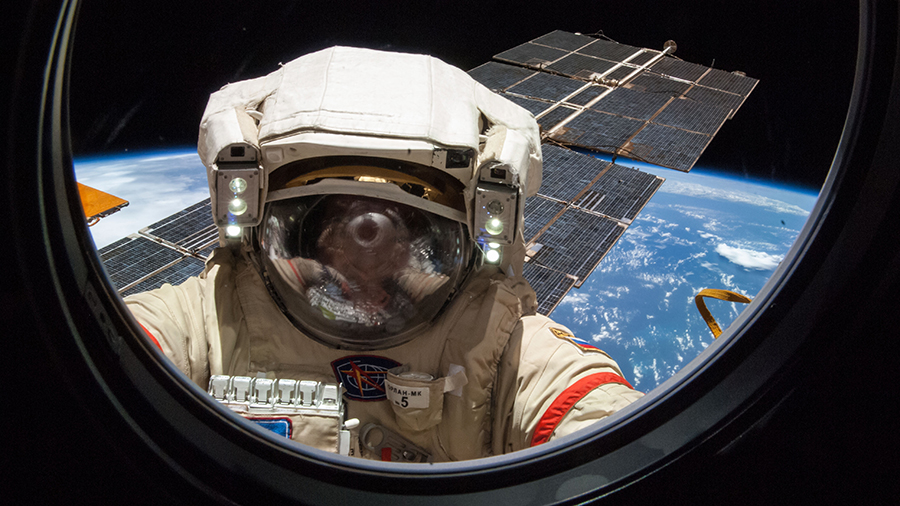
<box><xmin>672</xmin><ymin>251</ymin><xmax>706</xmax><ymax>270</ymax></box>
<box><xmin>560</xmin><ymin>291</ymin><xmax>589</xmax><ymax>306</ymax></box>
<box><xmin>635</xmin><ymin>271</ymin><xmax>690</xmax><ymax>292</ymax></box>
<box><xmin>75</xmin><ymin>151</ymin><xmax>209</xmax><ymax>249</ymax></box>
<box><xmin>598</xmin><ymin>286</ymin><xmax>630</xmax><ymax>299</ymax></box>
<box><xmin>660</xmin><ymin>180</ymin><xmax>811</xmax><ymax>216</ymax></box>
<box><xmin>142</xmin><ymin>153</ymin><xmax>198</xmax><ymax>162</ymax></box>
<box><xmin>727</xmin><ymin>238</ymin><xmax>782</xmax><ymax>254</ymax></box>
<box><xmin>703</xmin><ymin>218</ymin><xmax>730</xmax><ymax>233</ymax></box>
<box><xmin>715</xmin><ymin>243</ymin><xmax>783</xmax><ymax>270</ymax></box>
<box><xmin>632</xmin><ymin>365</ymin><xmax>643</xmax><ymax>384</ymax></box>
<box><xmin>592</xmin><ymin>328</ymin><xmax>619</xmax><ymax>342</ymax></box>
<box><xmin>632</xmin><ymin>358</ymin><xmax>663</xmax><ymax>386</ymax></box>
<box><xmin>718</xmin><ymin>273</ymin><xmax>737</xmax><ymax>289</ymax></box>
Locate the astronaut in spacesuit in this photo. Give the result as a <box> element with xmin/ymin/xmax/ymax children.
<box><xmin>126</xmin><ymin>46</ymin><xmax>642</xmax><ymax>461</ymax></box>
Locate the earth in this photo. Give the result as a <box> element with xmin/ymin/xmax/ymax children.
<box><xmin>551</xmin><ymin>157</ymin><xmax>817</xmax><ymax>390</ymax></box>
<box><xmin>75</xmin><ymin>149</ymin><xmax>818</xmax><ymax>392</ymax></box>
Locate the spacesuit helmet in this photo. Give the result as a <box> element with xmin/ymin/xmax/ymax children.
<box><xmin>198</xmin><ymin>46</ymin><xmax>542</xmax><ymax>351</ymax></box>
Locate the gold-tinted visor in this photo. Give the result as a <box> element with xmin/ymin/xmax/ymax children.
<box><xmin>268</xmin><ymin>156</ymin><xmax>467</xmax><ymax>215</ymax></box>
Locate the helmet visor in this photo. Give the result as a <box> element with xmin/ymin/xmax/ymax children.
<box><xmin>260</xmin><ymin>194</ymin><xmax>470</xmax><ymax>350</ymax></box>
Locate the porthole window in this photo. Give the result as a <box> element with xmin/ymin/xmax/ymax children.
<box><xmin>9</xmin><ymin>1</ymin><xmax>899</xmax><ymax>503</ymax></box>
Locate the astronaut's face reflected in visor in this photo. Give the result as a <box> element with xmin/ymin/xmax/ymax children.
<box><xmin>260</xmin><ymin>195</ymin><xmax>471</xmax><ymax>350</ymax></box>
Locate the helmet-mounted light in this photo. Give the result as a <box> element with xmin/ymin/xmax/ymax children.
<box><xmin>213</xmin><ymin>143</ymin><xmax>265</xmax><ymax>240</ymax></box>
<box><xmin>474</xmin><ymin>161</ymin><xmax>519</xmax><ymax>265</ymax></box>
<box><xmin>484</xmin><ymin>242</ymin><xmax>502</xmax><ymax>264</ymax></box>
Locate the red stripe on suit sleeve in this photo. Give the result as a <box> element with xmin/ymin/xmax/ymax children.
<box><xmin>139</xmin><ymin>323</ymin><xmax>163</xmax><ymax>352</ymax></box>
<box><xmin>530</xmin><ymin>372</ymin><xmax>634</xmax><ymax>446</ymax></box>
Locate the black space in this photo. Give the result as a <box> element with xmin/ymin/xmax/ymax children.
<box><xmin>69</xmin><ymin>1</ymin><xmax>858</xmax><ymax>190</ymax></box>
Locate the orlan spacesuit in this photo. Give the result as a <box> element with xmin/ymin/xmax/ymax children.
<box><xmin>126</xmin><ymin>46</ymin><xmax>642</xmax><ymax>461</ymax></box>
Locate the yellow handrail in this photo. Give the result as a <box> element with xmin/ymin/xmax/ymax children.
<box><xmin>694</xmin><ymin>289</ymin><xmax>752</xmax><ymax>338</ymax></box>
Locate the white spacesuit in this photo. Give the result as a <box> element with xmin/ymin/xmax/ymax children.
<box><xmin>126</xmin><ymin>46</ymin><xmax>642</xmax><ymax>461</ymax></box>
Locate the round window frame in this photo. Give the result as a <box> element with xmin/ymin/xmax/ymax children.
<box><xmin>8</xmin><ymin>0</ymin><xmax>900</xmax><ymax>503</ymax></box>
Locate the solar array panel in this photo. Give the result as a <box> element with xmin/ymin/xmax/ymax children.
<box><xmin>547</xmin><ymin>53</ymin><xmax>618</xmax><ymax>80</ymax></box>
<box><xmin>537</xmin><ymin>105</ymin><xmax>580</xmax><ymax>130</ymax></box>
<box><xmin>466</xmin><ymin>61</ymin><xmax>536</xmax><ymax>92</ymax></box>
<box><xmin>648</xmin><ymin>56</ymin><xmax>708</xmax><ymax>82</ymax></box>
<box><xmin>120</xmin><ymin>257</ymin><xmax>207</xmax><ymax>298</ymax></box>
<box><xmin>650</xmin><ymin>98</ymin><xmax>730</xmax><ymax>135</ymax></box>
<box><xmin>495</xmin><ymin>43</ymin><xmax>569</xmax><ymax>68</ymax></box>
<box><xmin>503</xmin><ymin>95</ymin><xmax>553</xmax><ymax>116</ymax></box>
<box><xmin>100</xmin><ymin>235</ymin><xmax>184</xmax><ymax>291</ymax></box>
<box><xmin>684</xmin><ymin>85</ymin><xmax>745</xmax><ymax>116</ymax></box>
<box><xmin>551</xmin><ymin>109</ymin><xmax>645</xmax><ymax>152</ymax></box>
<box><xmin>524</xmin><ymin>196</ymin><xmax>566</xmax><ymax>241</ymax></box>
<box><xmin>466</xmin><ymin>29</ymin><xmax>755</xmax><ymax>312</ymax></box>
<box><xmin>99</xmin><ymin>198</ymin><xmax>218</xmax><ymax>296</ymax></box>
<box><xmin>698</xmin><ymin>68</ymin><xmax>758</xmax><ymax>98</ymax></box>
<box><xmin>527</xmin><ymin>208</ymin><xmax>624</xmax><ymax>284</ymax></box>
<box><xmin>590</xmin><ymin>87</ymin><xmax>671</xmax><ymax>121</ymax></box>
<box><xmin>538</xmin><ymin>144</ymin><xmax>611</xmax><ymax>202</ymax></box>
<box><xmin>473</xmin><ymin>30</ymin><xmax>757</xmax><ymax>173</ymax></box>
<box><xmin>573</xmin><ymin>163</ymin><xmax>664</xmax><ymax>222</ymax></box>
<box><xmin>625</xmin><ymin>123</ymin><xmax>710</xmax><ymax>171</ymax></box>
<box><xmin>140</xmin><ymin>199</ymin><xmax>219</xmax><ymax>254</ymax></box>
<box><xmin>577</xmin><ymin>39</ymin><xmax>641</xmax><ymax>63</ymax></box>
<box><xmin>520</xmin><ymin>145</ymin><xmax>663</xmax><ymax>313</ymax></box>
<box><xmin>531</xmin><ymin>30</ymin><xmax>596</xmax><ymax>52</ymax></box>
<box><xmin>522</xmin><ymin>262</ymin><xmax>577</xmax><ymax>316</ymax></box>
<box><xmin>624</xmin><ymin>73</ymin><xmax>691</xmax><ymax>96</ymax></box>
<box><xmin>566</xmin><ymin>86</ymin><xmax>606</xmax><ymax>106</ymax></box>
<box><xmin>507</xmin><ymin>72</ymin><xmax>586</xmax><ymax>102</ymax></box>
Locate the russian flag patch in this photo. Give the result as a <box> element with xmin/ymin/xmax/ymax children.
<box><xmin>248</xmin><ymin>417</ymin><xmax>292</xmax><ymax>438</ymax></box>
<box><xmin>549</xmin><ymin>327</ymin><xmax>612</xmax><ymax>358</ymax></box>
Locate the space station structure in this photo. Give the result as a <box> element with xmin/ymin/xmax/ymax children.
<box><xmin>98</xmin><ymin>30</ymin><xmax>757</xmax><ymax>315</ymax></box>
